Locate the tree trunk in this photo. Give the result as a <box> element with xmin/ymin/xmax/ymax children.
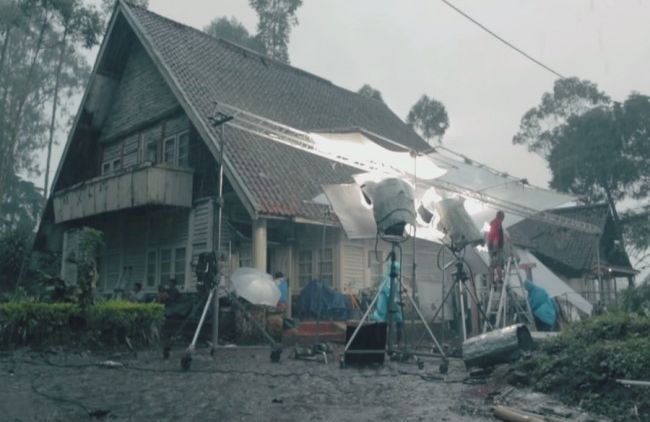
<box><xmin>0</xmin><ymin>11</ymin><xmax>49</xmax><ymax>202</ymax></box>
<box><xmin>44</xmin><ymin>25</ymin><xmax>69</xmax><ymax>200</ymax></box>
<box><xmin>0</xmin><ymin>27</ymin><xmax>12</xmax><ymax>116</ymax></box>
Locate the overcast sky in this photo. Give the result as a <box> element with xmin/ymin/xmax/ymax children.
<box><xmin>147</xmin><ymin>0</ymin><xmax>650</xmax><ymax>188</ymax></box>
<box><xmin>43</xmin><ymin>0</ymin><xmax>650</xmax><ymax>190</ymax></box>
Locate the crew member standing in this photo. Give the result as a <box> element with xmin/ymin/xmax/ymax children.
<box><xmin>488</xmin><ymin>210</ymin><xmax>506</xmax><ymax>282</ymax></box>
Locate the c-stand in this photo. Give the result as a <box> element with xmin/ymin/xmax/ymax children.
<box><xmin>417</xmin><ymin>245</ymin><xmax>493</xmax><ymax>346</ymax></box>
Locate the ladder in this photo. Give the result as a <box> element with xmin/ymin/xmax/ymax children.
<box><xmin>483</xmin><ymin>256</ymin><xmax>537</xmax><ymax>332</ymax></box>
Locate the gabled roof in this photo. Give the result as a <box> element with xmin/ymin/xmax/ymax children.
<box><xmin>508</xmin><ymin>204</ymin><xmax>635</xmax><ymax>277</ymax></box>
<box><xmin>46</xmin><ymin>1</ymin><xmax>430</xmax><ymax>226</ymax></box>
<box><xmin>114</xmin><ymin>3</ymin><xmax>429</xmax><ymax>221</ymax></box>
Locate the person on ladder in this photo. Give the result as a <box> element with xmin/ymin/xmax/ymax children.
<box><xmin>488</xmin><ymin>210</ymin><xmax>506</xmax><ymax>282</ymax></box>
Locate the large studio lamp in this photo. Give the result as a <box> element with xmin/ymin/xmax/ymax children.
<box><xmin>434</xmin><ymin>197</ymin><xmax>484</xmax><ymax>251</ymax></box>
<box><xmin>361</xmin><ymin>177</ymin><xmax>416</xmax><ymax>240</ymax></box>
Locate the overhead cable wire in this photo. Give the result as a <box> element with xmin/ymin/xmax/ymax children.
<box><xmin>440</xmin><ymin>0</ymin><xmax>567</xmax><ymax>79</ymax></box>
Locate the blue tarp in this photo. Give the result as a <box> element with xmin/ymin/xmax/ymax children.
<box><xmin>294</xmin><ymin>279</ymin><xmax>351</xmax><ymax>320</ymax></box>
<box><xmin>524</xmin><ymin>279</ymin><xmax>557</xmax><ymax>327</ymax></box>
<box><xmin>371</xmin><ymin>262</ymin><xmax>404</xmax><ymax>323</ymax></box>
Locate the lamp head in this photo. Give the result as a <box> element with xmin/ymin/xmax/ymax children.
<box><xmin>361</xmin><ymin>178</ymin><xmax>415</xmax><ymax>241</ymax></box>
<box><xmin>434</xmin><ymin>197</ymin><xmax>484</xmax><ymax>251</ymax></box>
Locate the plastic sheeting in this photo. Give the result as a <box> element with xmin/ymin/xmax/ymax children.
<box><xmin>294</xmin><ymin>279</ymin><xmax>351</xmax><ymax>320</ymax></box>
<box><xmin>516</xmin><ymin>249</ymin><xmax>593</xmax><ymax>315</ymax></box>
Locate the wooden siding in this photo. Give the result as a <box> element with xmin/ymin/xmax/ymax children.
<box><xmin>52</xmin><ymin>164</ymin><xmax>193</xmax><ymax>223</ymax></box>
<box><xmin>100</xmin><ymin>40</ymin><xmax>179</xmax><ymax>142</ymax></box>
<box><xmin>341</xmin><ymin>244</ymin><xmax>365</xmax><ymax>292</ymax></box>
<box><xmin>187</xmin><ymin>199</ymin><xmax>214</xmax><ymax>289</ymax></box>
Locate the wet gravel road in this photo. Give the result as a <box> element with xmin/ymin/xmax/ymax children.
<box><xmin>0</xmin><ymin>347</ymin><xmax>498</xmax><ymax>421</ymax></box>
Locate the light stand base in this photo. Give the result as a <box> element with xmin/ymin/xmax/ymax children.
<box><xmin>178</xmin><ymin>289</ymin><xmax>282</xmax><ymax>370</ymax></box>
<box><xmin>341</xmin><ymin>241</ymin><xmax>448</xmax><ymax>373</ymax></box>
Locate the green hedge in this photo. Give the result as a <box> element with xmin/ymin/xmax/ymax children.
<box><xmin>514</xmin><ymin>313</ymin><xmax>650</xmax><ymax>421</ymax></box>
<box><xmin>0</xmin><ymin>301</ymin><xmax>164</xmax><ymax>349</ymax></box>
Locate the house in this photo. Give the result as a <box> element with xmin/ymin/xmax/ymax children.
<box><xmin>508</xmin><ymin>204</ymin><xmax>636</xmax><ymax>307</ymax></box>
<box><xmin>36</xmin><ymin>1</ymin><xmax>476</xmax><ymax>319</ymax></box>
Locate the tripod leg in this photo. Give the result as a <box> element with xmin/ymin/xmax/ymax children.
<box><xmin>459</xmin><ymin>281</ymin><xmax>467</xmax><ymax>341</ymax></box>
<box><xmin>405</xmin><ymin>291</ymin><xmax>446</xmax><ymax>359</ymax></box>
<box><xmin>181</xmin><ymin>288</ymin><xmax>216</xmax><ymax>370</ymax></box>
<box><xmin>462</xmin><ymin>281</ymin><xmax>494</xmax><ymax>331</ymax></box>
<box><xmin>414</xmin><ymin>279</ymin><xmax>458</xmax><ymax>349</ymax></box>
<box><xmin>343</xmin><ymin>285</ymin><xmax>382</xmax><ymax>352</ymax></box>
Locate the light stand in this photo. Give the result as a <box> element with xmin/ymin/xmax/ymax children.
<box><xmin>179</xmin><ymin>107</ymin><xmax>281</xmax><ymax>370</ymax></box>
<box><xmin>415</xmin><ymin>244</ymin><xmax>494</xmax><ymax>348</ymax></box>
<box><xmin>341</xmin><ymin>236</ymin><xmax>448</xmax><ymax>373</ymax></box>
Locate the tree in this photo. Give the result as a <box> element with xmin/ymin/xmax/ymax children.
<box><xmin>513</xmin><ymin>77</ymin><xmax>610</xmax><ymax>158</ymax></box>
<box><xmin>548</xmin><ymin>106</ymin><xmax>638</xmax><ymax>207</ymax></box>
<box><xmin>0</xmin><ymin>0</ymin><xmax>54</xmax><ymax>203</ymax></box>
<box><xmin>357</xmin><ymin>84</ymin><xmax>384</xmax><ymax>103</ymax></box>
<box><xmin>100</xmin><ymin>0</ymin><xmax>148</xmax><ymax>17</ymax></box>
<box><xmin>249</xmin><ymin>0</ymin><xmax>302</xmax><ymax>63</ymax></box>
<box><xmin>204</xmin><ymin>16</ymin><xmax>266</xmax><ymax>55</ymax></box>
<box><xmin>43</xmin><ymin>0</ymin><xmax>102</xmax><ymax>199</ymax></box>
<box><xmin>406</xmin><ymin>94</ymin><xmax>449</xmax><ymax>143</ymax></box>
<box><xmin>1</xmin><ymin>173</ymin><xmax>43</xmax><ymax>233</ymax></box>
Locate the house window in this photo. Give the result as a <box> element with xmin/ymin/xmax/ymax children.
<box><xmin>144</xmin><ymin>138</ymin><xmax>157</xmax><ymax>163</ymax></box>
<box><xmin>299</xmin><ymin>250</ymin><xmax>312</xmax><ymax>287</ymax></box>
<box><xmin>146</xmin><ymin>247</ymin><xmax>186</xmax><ymax>289</ymax></box>
<box><xmin>146</xmin><ymin>251</ymin><xmax>157</xmax><ymax>287</ymax></box>
<box><xmin>178</xmin><ymin>133</ymin><xmax>189</xmax><ymax>167</ymax></box>
<box><xmin>159</xmin><ymin>249</ymin><xmax>172</xmax><ymax>285</ymax></box>
<box><xmin>162</xmin><ymin>131</ymin><xmax>190</xmax><ymax>167</ymax></box>
<box><xmin>319</xmin><ymin>248</ymin><xmax>333</xmax><ymax>287</ymax></box>
<box><xmin>101</xmin><ymin>158</ymin><xmax>123</xmax><ymax>175</ymax></box>
<box><xmin>174</xmin><ymin>247</ymin><xmax>186</xmax><ymax>284</ymax></box>
<box><xmin>163</xmin><ymin>137</ymin><xmax>176</xmax><ymax>164</ymax></box>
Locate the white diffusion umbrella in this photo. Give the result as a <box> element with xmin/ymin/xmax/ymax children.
<box><xmin>231</xmin><ymin>267</ymin><xmax>280</xmax><ymax>307</ymax></box>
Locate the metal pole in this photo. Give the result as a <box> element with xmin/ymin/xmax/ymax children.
<box><xmin>458</xmin><ymin>277</ymin><xmax>467</xmax><ymax>341</ymax></box>
<box><xmin>386</xmin><ymin>245</ymin><xmax>397</xmax><ymax>349</ymax></box>
<box><xmin>595</xmin><ymin>234</ymin><xmax>602</xmax><ymax>303</ymax></box>
<box><xmin>190</xmin><ymin>288</ymin><xmax>216</xmax><ymax>352</ymax></box>
<box><xmin>441</xmin><ymin>246</ymin><xmax>446</xmax><ymax>344</ymax></box>
<box><xmin>213</xmin><ymin>124</ymin><xmax>226</xmax><ymax>349</ymax></box>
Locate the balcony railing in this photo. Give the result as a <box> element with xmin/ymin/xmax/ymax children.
<box><xmin>52</xmin><ymin>163</ymin><xmax>193</xmax><ymax>223</ymax></box>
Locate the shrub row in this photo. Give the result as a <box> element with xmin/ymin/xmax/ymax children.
<box><xmin>514</xmin><ymin>312</ymin><xmax>650</xmax><ymax>421</ymax></box>
<box><xmin>0</xmin><ymin>301</ymin><xmax>164</xmax><ymax>349</ymax></box>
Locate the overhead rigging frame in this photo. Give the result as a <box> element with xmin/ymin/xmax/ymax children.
<box><xmin>211</xmin><ymin>102</ymin><xmax>601</xmax><ymax>236</ymax></box>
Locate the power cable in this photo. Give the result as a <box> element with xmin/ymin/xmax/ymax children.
<box><xmin>440</xmin><ymin>0</ymin><xmax>567</xmax><ymax>80</ymax></box>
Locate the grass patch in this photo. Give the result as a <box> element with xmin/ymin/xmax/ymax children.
<box><xmin>514</xmin><ymin>312</ymin><xmax>650</xmax><ymax>421</ymax></box>
<box><xmin>0</xmin><ymin>301</ymin><xmax>164</xmax><ymax>349</ymax></box>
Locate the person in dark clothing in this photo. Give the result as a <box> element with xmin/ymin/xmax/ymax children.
<box><xmin>488</xmin><ymin>210</ymin><xmax>506</xmax><ymax>281</ymax></box>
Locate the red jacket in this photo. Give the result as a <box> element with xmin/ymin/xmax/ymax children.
<box><xmin>488</xmin><ymin>218</ymin><xmax>504</xmax><ymax>250</ymax></box>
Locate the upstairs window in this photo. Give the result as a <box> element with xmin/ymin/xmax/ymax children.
<box><xmin>162</xmin><ymin>131</ymin><xmax>190</xmax><ymax>167</ymax></box>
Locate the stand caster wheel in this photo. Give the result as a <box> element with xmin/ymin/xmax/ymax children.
<box><xmin>181</xmin><ymin>353</ymin><xmax>192</xmax><ymax>371</ymax></box>
<box><xmin>339</xmin><ymin>356</ymin><xmax>346</xmax><ymax>369</ymax></box>
<box><xmin>162</xmin><ymin>346</ymin><xmax>171</xmax><ymax>360</ymax></box>
<box><xmin>270</xmin><ymin>348</ymin><xmax>282</xmax><ymax>363</ymax></box>
<box><xmin>439</xmin><ymin>362</ymin><xmax>448</xmax><ymax>374</ymax></box>
<box><xmin>417</xmin><ymin>360</ymin><xmax>424</xmax><ymax>370</ymax></box>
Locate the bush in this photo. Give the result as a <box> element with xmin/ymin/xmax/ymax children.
<box><xmin>0</xmin><ymin>301</ymin><xmax>164</xmax><ymax>349</ymax></box>
<box><xmin>514</xmin><ymin>313</ymin><xmax>650</xmax><ymax>421</ymax></box>
<box><xmin>619</xmin><ymin>282</ymin><xmax>650</xmax><ymax>315</ymax></box>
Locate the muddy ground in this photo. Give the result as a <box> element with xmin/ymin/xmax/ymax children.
<box><xmin>0</xmin><ymin>346</ymin><xmax>606</xmax><ymax>422</ymax></box>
